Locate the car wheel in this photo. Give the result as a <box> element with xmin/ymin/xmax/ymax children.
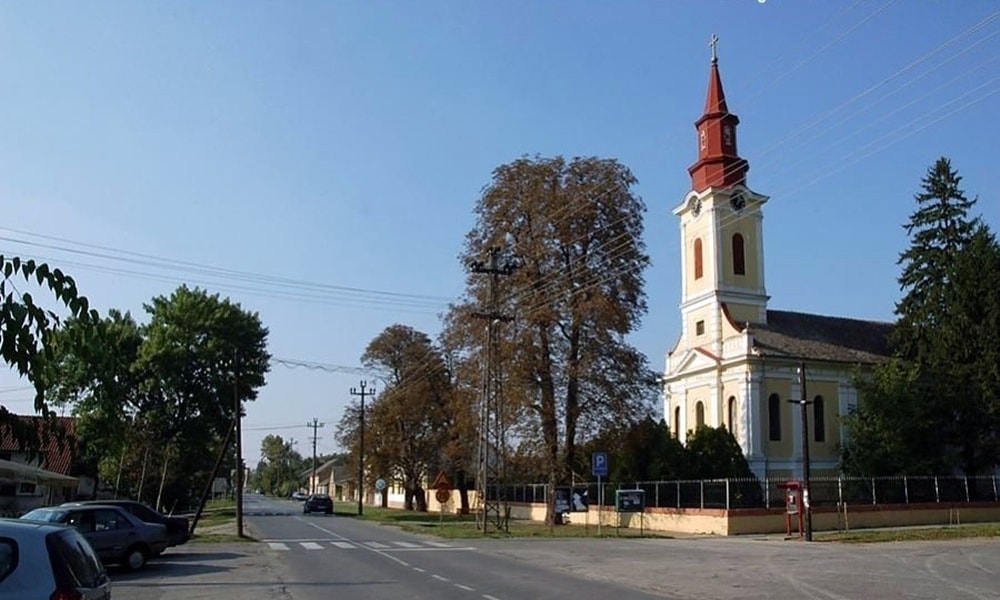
<box><xmin>122</xmin><ymin>544</ymin><xmax>148</xmax><ymax>571</ymax></box>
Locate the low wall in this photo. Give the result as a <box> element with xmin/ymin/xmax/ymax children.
<box><xmin>416</xmin><ymin>490</ymin><xmax>1000</xmax><ymax>536</ymax></box>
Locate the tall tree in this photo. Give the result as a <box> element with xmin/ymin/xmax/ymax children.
<box><xmin>358</xmin><ymin>324</ymin><xmax>454</xmax><ymax>511</ymax></box>
<box><xmin>134</xmin><ymin>286</ymin><xmax>270</xmax><ymax>507</ymax></box>
<box><xmin>893</xmin><ymin>157</ymin><xmax>978</xmax><ymax>363</ymax></box>
<box><xmin>0</xmin><ymin>257</ymin><xmax>97</xmax><ymax>456</ymax></box>
<box><xmin>851</xmin><ymin>157</ymin><xmax>1000</xmax><ymax>478</ymax></box>
<box><xmin>42</xmin><ymin>310</ymin><xmax>146</xmax><ymax>495</ymax></box>
<box><xmin>453</xmin><ymin>155</ymin><xmax>658</xmax><ymax>524</ymax></box>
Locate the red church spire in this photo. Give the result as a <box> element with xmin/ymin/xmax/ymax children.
<box><xmin>688</xmin><ymin>34</ymin><xmax>749</xmax><ymax>193</ymax></box>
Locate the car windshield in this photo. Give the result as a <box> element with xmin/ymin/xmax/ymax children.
<box><xmin>20</xmin><ymin>508</ymin><xmax>66</xmax><ymax>523</ymax></box>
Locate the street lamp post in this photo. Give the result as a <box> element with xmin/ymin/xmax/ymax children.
<box><xmin>790</xmin><ymin>361</ymin><xmax>813</xmax><ymax>541</ymax></box>
<box><xmin>350</xmin><ymin>381</ymin><xmax>375</xmax><ymax>516</ymax></box>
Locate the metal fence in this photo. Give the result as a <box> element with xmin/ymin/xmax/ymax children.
<box><xmin>492</xmin><ymin>475</ymin><xmax>1000</xmax><ymax>510</ymax></box>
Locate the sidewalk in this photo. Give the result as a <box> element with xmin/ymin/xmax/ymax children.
<box><xmin>112</xmin><ymin>521</ymin><xmax>292</xmax><ymax>600</ymax></box>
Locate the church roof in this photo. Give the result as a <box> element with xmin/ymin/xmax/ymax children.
<box><xmin>750</xmin><ymin>309</ymin><xmax>893</xmax><ymax>364</ymax></box>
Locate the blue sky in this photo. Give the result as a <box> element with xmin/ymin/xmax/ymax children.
<box><xmin>1</xmin><ymin>1</ymin><xmax>997</xmax><ymax>467</ymax></box>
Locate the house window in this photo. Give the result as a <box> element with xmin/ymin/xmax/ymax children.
<box><xmin>695</xmin><ymin>401</ymin><xmax>705</xmax><ymax>429</ymax></box>
<box><xmin>733</xmin><ymin>233</ymin><xmax>746</xmax><ymax>275</ymax></box>
<box><xmin>696</xmin><ymin>320</ymin><xmax>705</xmax><ymax>335</ymax></box>
<box><xmin>17</xmin><ymin>482</ymin><xmax>36</xmax><ymax>495</ymax></box>
<box><xmin>727</xmin><ymin>396</ymin><xmax>737</xmax><ymax>433</ymax></box>
<box><xmin>694</xmin><ymin>238</ymin><xmax>703</xmax><ymax>279</ymax></box>
<box><xmin>813</xmin><ymin>395</ymin><xmax>826</xmax><ymax>442</ymax></box>
<box><xmin>768</xmin><ymin>393</ymin><xmax>781</xmax><ymax>441</ymax></box>
<box><xmin>673</xmin><ymin>406</ymin><xmax>681</xmax><ymax>437</ymax></box>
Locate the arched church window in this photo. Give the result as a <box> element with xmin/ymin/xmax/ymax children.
<box><xmin>674</xmin><ymin>406</ymin><xmax>681</xmax><ymax>438</ymax></box>
<box><xmin>813</xmin><ymin>395</ymin><xmax>825</xmax><ymax>442</ymax></box>
<box><xmin>694</xmin><ymin>238</ymin><xmax>703</xmax><ymax>279</ymax></box>
<box><xmin>733</xmin><ymin>233</ymin><xmax>746</xmax><ymax>275</ymax></box>
<box><xmin>727</xmin><ymin>396</ymin><xmax>736</xmax><ymax>433</ymax></box>
<box><xmin>695</xmin><ymin>401</ymin><xmax>705</xmax><ymax>429</ymax></box>
<box><xmin>768</xmin><ymin>393</ymin><xmax>781</xmax><ymax>441</ymax></box>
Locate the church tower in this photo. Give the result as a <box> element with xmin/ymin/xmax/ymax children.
<box><xmin>674</xmin><ymin>36</ymin><xmax>769</xmax><ymax>360</ymax></box>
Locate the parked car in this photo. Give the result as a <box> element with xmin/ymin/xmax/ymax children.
<box><xmin>303</xmin><ymin>493</ymin><xmax>333</xmax><ymax>514</ymax></box>
<box><xmin>0</xmin><ymin>517</ymin><xmax>112</xmax><ymax>599</ymax></box>
<box><xmin>63</xmin><ymin>500</ymin><xmax>190</xmax><ymax>547</ymax></box>
<box><xmin>21</xmin><ymin>504</ymin><xmax>168</xmax><ymax>571</ymax></box>
<box><xmin>291</xmin><ymin>490</ymin><xmax>309</xmax><ymax>501</ymax></box>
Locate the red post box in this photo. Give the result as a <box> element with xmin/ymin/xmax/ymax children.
<box><xmin>777</xmin><ymin>480</ymin><xmax>804</xmax><ymax>538</ymax></box>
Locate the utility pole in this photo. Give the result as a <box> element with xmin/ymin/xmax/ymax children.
<box><xmin>790</xmin><ymin>361</ymin><xmax>813</xmax><ymax>541</ymax></box>
<box><xmin>350</xmin><ymin>381</ymin><xmax>375</xmax><ymax>516</ymax></box>
<box><xmin>308</xmin><ymin>418</ymin><xmax>325</xmax><ymax>494</ymax></box>
<box><xmin>233</xmin><ymin>350</ymin><xmax>244</xmax><ymax>538</ymax></box>
<box><xmin>470</xmin><ymin>246</ymin><xmax>517</xmax><ymax>534</ymax></box>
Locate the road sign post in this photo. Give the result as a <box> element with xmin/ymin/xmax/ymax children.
<box><xmin>592</xmin><ymin>452</ymin><xmax>608</xmax><ymax>536</ymax></box>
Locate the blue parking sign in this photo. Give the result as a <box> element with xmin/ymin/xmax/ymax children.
<box><xmin>592</xmin><ymin>452</ymin><xmax>608</xmax><ymax>477</ymax></box>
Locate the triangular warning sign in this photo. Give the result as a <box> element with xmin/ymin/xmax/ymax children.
<box><xmin>431</xmin><ymin>470</ymin><xmax>452</xmax><ymax>490</ymax></box>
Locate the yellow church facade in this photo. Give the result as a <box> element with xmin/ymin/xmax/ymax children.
<box><xmin>662</xmin><ymin>49</ymin><xmax>892</xmax><ymax>480</ymax></box>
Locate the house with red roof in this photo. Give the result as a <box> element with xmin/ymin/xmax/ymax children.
<box><xmin>0</xmin><ymin>415</ymin><xmax>95</xmax><ymax>515</ymax></box>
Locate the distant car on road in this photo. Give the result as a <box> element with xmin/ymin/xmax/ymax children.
<box><xmin>0</xmin><ymin>517</ymin><xmax>111</xmax><ymax>599</ymax></box>
<box><xmin>291</xmin><ymin>490</ymin><xmax>309</xmax><ymax>501</ymax></box>
<box><xmin>21</xmin><ymin>504</ymin><xmax>168</xmax><ymax>570</ymax></box>
<box><xmin>62</xmin><ymin>499</ymin><xmax>190</xmax><ymax>547</ymax></box>
<box><xmin>303</xmin><ymin>493</ymin><xmax>333</xmax><ymax>514</ymax></box>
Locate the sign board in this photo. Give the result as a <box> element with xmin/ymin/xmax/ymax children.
<box><xmin>555</xmin><ymin>487</ymin><xmax>590</xmax><ymax>513</ymax></box>
<box><xmin>431</xmin><ymin>471</ymin><xmax>452</xmax><ymax>491</ymax></box>
<box><xmin>375</xmin><ymin>478</ymin><xmax>387</xmax><ymax>492</ymax></box>
<box><xmin>435</xmin><ymin>488</ymin><xmax>450</xmax><ymax>504</ymax></box>
<box><xmin>592</xmin><ymin>452</ymin><xmax>608</xmax><ymax>477</ymax></box>
<box><xmin>615</xmin><ymin>489</ymin><xmax>645</xmax><ymax>513</ymax></box>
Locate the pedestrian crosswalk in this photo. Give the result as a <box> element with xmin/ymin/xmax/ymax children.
<box><xmin>264</xmin><ymin>539</ymin><xmax>470</xmax><ymax>552</ymax></box>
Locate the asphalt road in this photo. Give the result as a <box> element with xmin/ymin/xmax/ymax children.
<box><xmin>111</xmin><ymin>494</ymin><xmax>1000</xmax><ymax>600</ymax></box>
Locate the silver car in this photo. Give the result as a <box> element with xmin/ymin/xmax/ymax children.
<box><xmin>21</xmin><ymin>504</ymin><xmax>168</xmax><ymax>570</ymax></box>
<box><xmin>0</xmin><ymin>517</ymin><xmax>111</xmax><ymax>599</ymax></box>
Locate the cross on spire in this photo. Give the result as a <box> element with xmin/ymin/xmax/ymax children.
<box><xmin>709</xmin><ymin>33</ymin><xmax>719</xmax><ymax>63</ymax></box>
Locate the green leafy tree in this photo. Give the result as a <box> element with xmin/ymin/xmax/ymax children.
<box><xmin>452</xmin><ymin>155</ymin><xmax>658</xmax><ymax>524</ymax></box>
<box><xmin>134</xmin><ymin>286</ymin><xmax>270</xmax><ymax>509</ymax></box>
<box><xmin>42</xmin><ymin>310</ymin><xmax>145</xmax><ymax>495</ymax></box>
<box><xmin>684</xmin><ymin>426</ymin><xmax>756</xmax><ymax>480</ymax></box>
<box><xmin>890</xmin><ymin>157</ymin><xmax>999</xmax><ymax>477</ymax></box>
<box><xmin>841</xmin><ymin>360</ymin><xmax>949</xmax><ymax>475</ymax></box>
<box><xmin>253</xmin><ymin>435</ymin><xmax>306</xmax><ymax>496</ymax></box>
<box><xmin>578</xmin><ymin>417</ymin><xmax>688</xmax><ymax>482</ymax></box>
<box><xmin>0</xmin><ymin>257</ymin><xmax>97</xmax><ymax>456</ymax></box>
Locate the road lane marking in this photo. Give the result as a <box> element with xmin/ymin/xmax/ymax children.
<box><xmin>424</xmin><ymin>541</ymin><xmax>454</xmax><ymax>547</ymax></box>
<box><xmin>483</xmin><ymin>595</ymin><xmax>502</xmax><ymax>600</ymax></box>
<box><xmin>393</xmin><ymin>541</ymin><xmax>421</xmax><ymax>548</ymax></box>
<box><xmin>365</xmin><ymin>541</ymin><xmax>390</xmax><ymax>548</ymax></box>
<box><xmin>300</xmin><ymin>542</ymin><xmax>324</xmax><ymax>550</ymax></box>
<box><xmin>455</xmin><ymin>584</ymin><xmax>475</xmax><ymax>591</ymax></box>
<box><xmin>432</xmin><ymin>574</ymin><xmax>449</xmax><ymax>582</ymax></box>
<box><xmin>331</xmin><ymin>541</ymin><xmax>356</xmax><ymax>549</ymax></box>
<box><xmin>413</xmin><ymin>567</ymin><xmax>426</xmax><ymax>573</ymax></box>
<box><xmin>268</xmin><ymin>542</ymin><xmax>290</xmax><ymax>551</ymax></box>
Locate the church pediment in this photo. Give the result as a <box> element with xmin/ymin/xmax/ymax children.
<box><xmin>667</xmin><ymin>346</ymin><xmax>721</xmax><ymax>377</ymax></box>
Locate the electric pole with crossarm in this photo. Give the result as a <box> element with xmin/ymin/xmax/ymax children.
<box><xmin>350</xmin><ymin>381</ymin><xmax>375</xmax><ymax>516</ymax></box>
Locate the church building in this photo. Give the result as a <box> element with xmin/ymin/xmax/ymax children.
<box><xmin>662</xmin><ymin>42</ymin><xmax>893</xmax><ymax>480</ymax></box>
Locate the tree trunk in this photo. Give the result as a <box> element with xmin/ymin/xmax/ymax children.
<box><xmin>537</xmin><ymin>323</ymin><xmax>559</xmax><ymax>526</ymax></box>
<box><xmin>415</xmin><ymin>486</ymin><xmax>427</xmax><ymax>511</ymax></box>
<box><xmin>457</xmin><ymin>469</ymin><xmax>469</xmax><ymax>514</ymax></box>
<box><xmin>564</xmin><ymin>323</ymin><xmax>581</xmax><ymax>477</ymax></box>
<box><xmin>155</xmin><ymin>445</ymin><xmax>171</xmax><ymax>512</ymax></box>
<box><xmin>137</xmin><ymin>446</ymin><xmax>150</xmax><ymax>502</ymax></box>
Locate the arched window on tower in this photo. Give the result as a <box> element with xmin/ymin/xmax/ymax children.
<box><xmin>768</xmin><ymin>393</ymin><xmax>781</xmax><ymax>441</ymax></box>
<box><xmin>727</xmin><ymin>396</ymin><xmax>736</xmax><ymax>433</ymax></box>
<box><xmin>813</xmin><ymin>395</ymin><xmax>825</xmax><ymax>442</ymax></box>
<box><xmin>695</xmin><ymin>401</ymin><xmax>705</xmax><ymax>429</ymax></box>
<box><xmin>694</xmin><ymin>238</ymin><xmax>703</xmax><ymax>280</ymax></box>
<box><xmin>732</xmin><ymin>233</ymin><xmax>746</xmax><ymax>275</ymax></box>
<box><xmin>674</xmin><ymin>406</ymin><xmax>681</xmax><ymax>438</ymax></box>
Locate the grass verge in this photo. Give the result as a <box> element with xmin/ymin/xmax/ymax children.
<box><xmin>339</xmin><ymin>506</ymin><xmax>673</xmax><ymax>539</ymax></box>
<box><xmin>816</xmin><ymin>522</ymin><xmax>1000</xmax><ymax>543</ymax></box>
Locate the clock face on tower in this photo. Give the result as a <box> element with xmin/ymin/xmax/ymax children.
<box><xmin>730</xmin><ymin>192</ymin><xmax>746</xmax><ymax>212</ymax></box>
